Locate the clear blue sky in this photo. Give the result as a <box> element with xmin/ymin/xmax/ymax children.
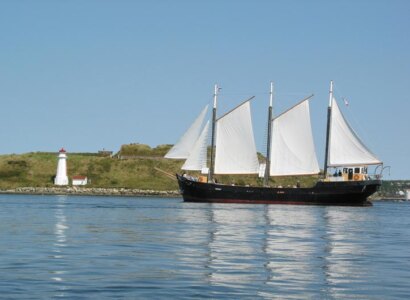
<box><xmin>0</xmin><ymin>0</ymin><xmax>409</xmax><ymax>179</ymax></box>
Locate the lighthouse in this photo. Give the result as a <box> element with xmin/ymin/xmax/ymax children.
<box><xmin>54</xmin><ymin>148</ymin><xmax>69</xmax><ymax>185</ymax></box>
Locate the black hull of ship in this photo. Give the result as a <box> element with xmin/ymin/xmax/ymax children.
<box><xmin>177</xmin><ymin>174</ymin><xmax>381</xmax><ymax>206</ymax></box>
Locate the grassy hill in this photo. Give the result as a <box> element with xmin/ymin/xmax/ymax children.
<box><xmin>0</xmin><ymin>144</ymin><xmax>182</xmax><ymax>190</ymax></box>
<box><xmin>1</xmin><ymin>143</ymin><xmax>405</xmax><ymax>197</ymax></box>
<box><xmin>0</xmin><ymin>143</ymin><xmax>321</xmax><ymax>190</ymax></box>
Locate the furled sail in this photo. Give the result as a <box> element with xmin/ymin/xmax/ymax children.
<box><xmin>214</xmin><ymin>101</ymin><xmax>260</xmax><ymax>174</ymax></box>
<box><xmin>328</xmin><ymin>98</ymin><xmax>381</xmax><ymax>166</ymax></box>
<box><xmin>270</xmin><ymin>98</ymin><xmax>320</xmax><ymax>176</ymax></box>
<box><xmin>165</xmin><ymin>105</ymin><xmax>208</xmax><ymax>159</ymax></box>
<box><xmin>182</xmin><ymin>121</ymin><xmax>209</xmax><ymax>171</ymax></box>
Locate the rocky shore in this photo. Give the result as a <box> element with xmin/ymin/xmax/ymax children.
<box><xmin>0</xmin><ymin>187</ymin><xmax>181</xmax><ymax>197</ymax></box>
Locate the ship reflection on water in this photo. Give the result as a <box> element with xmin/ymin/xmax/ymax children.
<box><xmin>322</xmin><ymin>207</ymin><xmax>376</xmax><ymax>298</ymax></box>
<box><xmin>175</xmin><ymin>202</ymin><xmax>377</xmax><ymax>299</ymax></box>
<box><xmin>1</xmin><ymin>196</ymin><xmax>408</xmax><ymax>298</ymax></box>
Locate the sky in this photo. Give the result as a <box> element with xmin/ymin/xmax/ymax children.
<box><xmin>0</xmin><ymin>0</ymin><xmax>409</xmax><ymax>179</ymax></box>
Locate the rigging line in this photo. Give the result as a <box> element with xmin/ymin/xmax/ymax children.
<box><xmin>333</xmin><ymin>83</ymin><xmax>352</xmax><ymax>109</ymax></box>
<box><xmin>333</xmin><ymin>84</ymin><xmax>379</xmax><ymax>153</ymax></box>
<box><xmin>219</xmin><ymin>91</ymin><xmax>313</xmax><ymax>96</ymax></box>
<box><xmin>216</xmin><ymin>96</ymin><xmax>256</xmax><ymax>121</ymax></box>
<box><xmin>332</xmin><ymin>82</ymin><xmax>350</xmax><ymax>104</ymax></box>
<box><xmin>271</xmin><ymin>94</ymin><xmax>314</xmax><ymax>121</ymax></box>
<box><xmin>219</xmin><ymin>92</ymin><xmax>268</xmax><ymax>96</ymax></box>
<box><xmin>276</xmin><ymin>92</ymin><xmax>316</xmax><ymax>97</ymax></box>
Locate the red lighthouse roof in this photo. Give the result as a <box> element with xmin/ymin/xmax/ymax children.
<box><xmin>59</xmin><ymin>148</ymin><xmax>66</xmax><ymax>153</ymax></box>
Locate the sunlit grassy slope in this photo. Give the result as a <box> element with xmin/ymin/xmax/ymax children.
<box><xmin>0</xmin><ymin>143</ymin><xmax>321</xmax><ymax>190</ymax></box>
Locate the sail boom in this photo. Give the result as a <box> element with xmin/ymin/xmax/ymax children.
<box><xmin>328</xmin><ymin>161</ymin><xmax>382</xmax><ymax>167</ymax></box>
<box><xmin>270</xmin><ymin>172</ymin><xmax>320</xmax><ymax>177</ymax></box>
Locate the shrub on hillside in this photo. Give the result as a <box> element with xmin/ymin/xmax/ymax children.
<box><xmin>119</xmin><ymin>143</ymin><xmax>172</xmax><ymax>157</ymax></box>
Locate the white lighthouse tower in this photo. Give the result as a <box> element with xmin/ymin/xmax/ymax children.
<box><xmin>54</xmin><ymin>148</ymin><xmax>69</xmax><ymax>185</ymax></box>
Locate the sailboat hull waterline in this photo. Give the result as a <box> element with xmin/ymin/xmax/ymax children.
<box><xmin>177</xmin><ymin>174</ymin><xmax>381</xmax><ymax>206</ymax></box>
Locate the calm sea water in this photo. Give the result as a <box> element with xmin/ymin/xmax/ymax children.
<box><xmin>0</xmin><ymin>194</ymin><xmax>409</xmax><ymax>299</ymax></box>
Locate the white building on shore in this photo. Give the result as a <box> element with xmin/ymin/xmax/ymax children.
<box><xmin>72</xmin><ymin>176</ymin><xmax>88</xmax><ymax>186</ymax></box>
<box><xmin>54</xmin><ymin>148</ymin><xmax>69</xmax><ymax>186</ymax></box>
<box><xmin>407</xmin><ymin>189</ymin><xmax>410</xmax><ymax>201</ymax></box>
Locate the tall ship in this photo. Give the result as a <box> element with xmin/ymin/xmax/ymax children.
<box><xmin>166</xmin><ymin>81</ymin><xmax>383</xmax><ymax>206</ymax></box>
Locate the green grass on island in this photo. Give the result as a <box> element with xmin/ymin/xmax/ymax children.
<box><xmin>0</xmin><ymin>143</ymin><xmax>318</xmax><ymax>190</ymax></box>
<box><xmin>0</xmin><ymin>145</ymin><xmax>177</xmax><ymax>190</ymax></box>
<box><xmin>0</xmin><ymin>143</ymin><xmax>407</xmax><ymax>197</ymax></box>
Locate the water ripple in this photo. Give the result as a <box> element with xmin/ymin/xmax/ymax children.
<box><xmin>0</xmin><ymin>195</ymin><xmax>410</xmax><ymax>299</ymax></box>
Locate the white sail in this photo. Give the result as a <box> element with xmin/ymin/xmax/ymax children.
<box><xmin>214</xmin><ymin>101</ymin><xmax>260</xmax><ymax>174</ymax></box>
<box><xmin>328</xmin><ymin>98</ymin><xmax>381</xmax><ymax>166</ymax></box>
<box><xmin>182</xmin><ymin>121</ymin><xmax>209</xmax><ymax>171</ymax></box>
<box><xmin>270</xmin><ymin>99</ymin><xmax>320</xmax><ymax>176</ymax></box>
<box><xmin>165</xmin><ymin>105</ymin><xmax>208</xmax><ymax>159</ymax></box>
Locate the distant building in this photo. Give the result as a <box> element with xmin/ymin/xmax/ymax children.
<box><xmin>72</xmin><ymin>176</ymin><xmax>88</xmax><ymax>186</ymax></box>
<box><xmin>98</xmin><ymin>149</ymin><xmax>113</xmax><ymax>157</ymax></box>
<box><xmin>55</xmin><ymin>148</ymin><xmax>69</xmax><ymax>185</ymax></box>
<box><xmin>407</xmin><ymin>189</ymin><xmax>410</xmax><ymax>201</ymax></box>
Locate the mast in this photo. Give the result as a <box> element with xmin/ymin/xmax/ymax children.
<box><xmin>208</xmin><ymin>84</ymin><xmax>219</xmax><ymax>183</ymax></box>
<box><xmin>323</xmin><ymin>80</ymin><xmax>333</xmax><ymax>178</ymax></box>
<box><xmin>264</xmin><ymin>82</ymin><xmax>274</xmax><ymax>186</ymax></box>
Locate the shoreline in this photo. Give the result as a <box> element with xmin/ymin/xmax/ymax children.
<box><xmin>0</xmin><ymin>187</ymin><xmax>405</xmax><ymax>201</ymax></box>
<box><xmin>0</xmin><ymin>187</ymin><xmax>181</xmax><ymax>198</ymax></box>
